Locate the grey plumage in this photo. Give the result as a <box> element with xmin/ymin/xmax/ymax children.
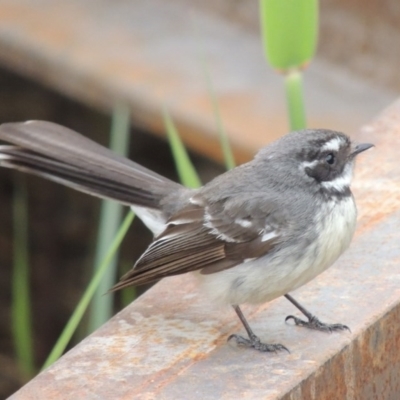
<box><xmin>0</xmin><ymin>121</ymin><xmax>182</xmax><ymax>208</ymax></box>
<box><xmin>0</xmin><ymin>120</ymin><xmax>373</xmax><ymax>352</ymax></box>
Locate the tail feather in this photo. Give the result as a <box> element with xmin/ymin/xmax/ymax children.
<box><xmin>0</xmin><ymin>121</ymin><xmax>182</xmax><ymax>208</ymax></box>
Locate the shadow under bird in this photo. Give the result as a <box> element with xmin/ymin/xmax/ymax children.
<box><xmin>0</xmin><ymin>121</ymin><xmax>373</xmax><ymax>352</ymax></box>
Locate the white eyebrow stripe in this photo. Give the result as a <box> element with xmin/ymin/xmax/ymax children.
<box><xmin>321</xmin><ymin>137</ymin><xmax>344</xmax><ymax>152</ymax></box>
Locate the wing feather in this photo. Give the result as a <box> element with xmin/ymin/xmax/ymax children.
<box><xmin>111</xmin><ymin>196</ymin><xmax>284</xmax><ymax>290</ymax></box>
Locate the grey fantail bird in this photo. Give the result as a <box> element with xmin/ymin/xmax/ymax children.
<box><xmin>0</xmin><ymin>121</ymin><xmax>373</xmax><ymax>352</ymax></box>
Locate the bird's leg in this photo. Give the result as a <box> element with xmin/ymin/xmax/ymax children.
<box><xmin>228</xmin><ymin>305</ymin><xmax>289</xmax><ymax>353</ymax></box>
<box><xmin>284</xmin><ymin>294</ymin><xmax>350</xmax><ymax>332</ymax></box>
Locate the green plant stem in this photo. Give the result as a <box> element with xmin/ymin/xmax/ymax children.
<box><xmin>88</xmin><ymin>104</ymin><xmax>131</xmax><ymax>333</ymax></box>
<box><xmin>200</xmin><ymin>57</ymin><xmax>235</xmax><ymax>170</ymax></box>
<box><xmin>120</xmin><ymin>261</ymin><xmax>137</xmax><ymax>307</ymax></box>
<box><xmin>42</xmin><ymin>211</ymin><xmax>135</xmax><ymax>370</ymax></box>
<box><xmin>12</xmin><ymin>173</ymin><xmax>34</xmax><ymax>379</ymax></box>
<box><xmin>285</xmin><ymin>70</ymin><xmax>306</xmax><ymax>130</ymax></box>
<box><xmin>163</xmin><ymin>107</ymin><xmax>202</xmax><ymax>188</ymax></box>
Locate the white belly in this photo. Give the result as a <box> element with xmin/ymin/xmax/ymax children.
<box><xmin>199</xmin><ymin>196</ymin><xmax>357</xmax><ymax>305</ymax></box>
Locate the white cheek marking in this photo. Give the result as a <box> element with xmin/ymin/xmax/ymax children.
<box><xmin>321</xmin><ymin>163</ymin><xmax>354</xmax><ymax>191</ymax></box>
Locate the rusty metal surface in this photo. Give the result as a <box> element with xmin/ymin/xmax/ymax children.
<box><xmin>7</xmin><ymin>100</ymin><xmax>400</xmax><ymax>398</ymax></box>
<box><xmin>0</xmin><ymin>0</ymin><xmax>396</xmax><ymax>163</ymax></box>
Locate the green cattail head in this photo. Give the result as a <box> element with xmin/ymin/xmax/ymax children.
<box><xmin>260</xmin><ymin>0</ymin><xmax>319</xmax><ymax>72</ymax></box>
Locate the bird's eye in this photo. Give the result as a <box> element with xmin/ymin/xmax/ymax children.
<box><xmin>325</xmin><ymin>153</ymin><xmax>335</xmax><ymax>165</ymax></box>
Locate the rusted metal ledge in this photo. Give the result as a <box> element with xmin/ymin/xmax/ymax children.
<box><xmin>8</xmin><ymin>101</ymin><xmax>400</xmax><ymax>398</ymax></box>
<box><xmin>0</xmin><ymin>0</ymin><xmax>395</xmax><ymax>163</ymax></box>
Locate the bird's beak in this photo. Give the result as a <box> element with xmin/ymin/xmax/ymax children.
<box><xmin>351</xmin><ymin>142</ymin><xmax>374</xmax><ymax>156</ymax></box>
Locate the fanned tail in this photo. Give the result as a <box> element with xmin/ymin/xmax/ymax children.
<box><xmin>0</xmin><ymin>121</ymin><xmax>182</xmax><ymax>208</ymax></box>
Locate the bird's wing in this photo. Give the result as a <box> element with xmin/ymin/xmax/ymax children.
<box><xmin>111</xmin><ymin>194</ymin><xmax>284</xmax><ymax>290</ymax></box>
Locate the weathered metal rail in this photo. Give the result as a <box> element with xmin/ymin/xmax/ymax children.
<box><xmin>1</xmin><ymin>0</ymin><xmax>399</xmax><ymax>398</ymax></box>
<box><xmin>8</xmin><ymin>100</ymin><xmax>400</xmax><ymax>399</ymax></box>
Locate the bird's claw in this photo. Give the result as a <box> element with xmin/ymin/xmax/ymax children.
<box><xmin>285</xmin><ymin>315</ymin><xmax>350</xmax><ymax>333</ymax></box>
<box><xmin>228</xmin><ymin>334</ymin><xmax>290</xmax><ymax>353</ymax></box>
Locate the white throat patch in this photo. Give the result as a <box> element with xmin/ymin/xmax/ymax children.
<box><xmin>321</xmin><ymin>163</ymin><xmax>354</xmax><ymax>192</ymax></box>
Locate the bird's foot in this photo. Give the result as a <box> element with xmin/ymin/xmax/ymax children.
<box><xmin>285</xmin><ymin>314</ymin><xmax>350</xmax><ymax>333</ymax></box>
<box><xmin>228</xmin><ymin>333</ymin><xmax>290</xmax><ymax>353</ymax></box>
